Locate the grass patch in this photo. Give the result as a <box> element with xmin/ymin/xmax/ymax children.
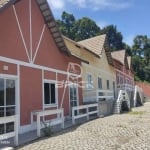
<box><xmin>117</xmin><ymin>124</ymin><xmax>127</xmax><ymax>128</ymax></box>
<box><xmin>128</xmin><ymin>111</ymin><xmax>146</xmax><ymax>115</ymax></box>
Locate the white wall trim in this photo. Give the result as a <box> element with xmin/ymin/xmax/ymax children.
<box><xmin>0</xmin><ymin>74</ymin><xmax>18</xmax><ymax>79</ymax></box>
<box><xmin>12</xmin><ymin>5</ymin><xmax>31</xmax><ymax>63</ymax></box>
<box><xmin>33</xmin><ymin>24</ymin><xmax>46</xmax><ymax>63</ymax></box>
<box><xmin>42</xmin><ymin>69</ymin><xmax>44</xmax><ymax>110</ymax></box>
<box><xmin>0</xmin><ymin>56</ymin><xmax>80</xmax><ymax>77</ymax></box>
<box><xmin>17</xmin><ymin>65</ymin><xmax>20</xmax><ymax>132</ymax></box>
<box><xmin>29</xmin><ymin>0</ymin><xmax>33</xmax><ymax>63</ymax></box>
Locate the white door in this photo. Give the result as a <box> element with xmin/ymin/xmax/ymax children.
<box><xmin>69</xmin><ymin>83</ymin><xmax>78</xmax><ymax>116</ymax></box>
<box><xmin>0</xmin><ymin>78</ymin><xmax>16</xmax><ymax>135</ymax></box>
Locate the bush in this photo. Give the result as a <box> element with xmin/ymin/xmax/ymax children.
<box><xmin>42</xmin><ymin>121</ymin><xmax>53</xmax><ymax>137</ymax></box>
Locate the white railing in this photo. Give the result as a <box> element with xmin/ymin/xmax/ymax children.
<box><xmin>31</xmin><ymin>109</ymin><xmax>64</xmax><ymax>137</ymax></box>
<box><xmin>97</xmin><ymin>90</ymin><xmax>114</xmax><ymax>101</ymax></box>
<box><xmin>83</xmin><ymin>89</ymin><xmax>114</xmax><ymax>103</ymax></box>
<box><xmin>117</xmin><ymin>84</ymin><xmax>134</xmax><ymax>91</ymax></box>
<box><xmin>115</xmin><ymin>90</ymin><xmax>130</xmax><ymax>113</ymax></box>
<box><xmin>72</xmin><ymin>103</ymin><xmax>99</xmax><ymax>124</ymax></box>
<box><xmin>0</xmin><ymin>115</ymin><xmax>18</xmax><ymax>146</ymax></box>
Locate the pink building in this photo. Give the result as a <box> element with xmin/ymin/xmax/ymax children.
<box><xmin>111</xmin><ymin>50</ymin><xmax>135</xmax><ymax>108</ymax></box>
<box><xmin>111</xmin><ymin>50</ymin><xmax>134</xmax><ymax>91</ymax></box>
<box><xmin>0</xmin><ymin>0</ymin><xmax>83</xmax><ymax>140</ymax></box>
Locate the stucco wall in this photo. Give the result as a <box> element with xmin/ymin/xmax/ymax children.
<box><xmin>81</xmin><ymin>48</ymin><xmax>116</xmax><ymax>92</ymax></box>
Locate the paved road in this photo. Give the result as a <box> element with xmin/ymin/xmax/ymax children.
<box><xmin>17</xmin><ymin>102</ymin><xmax>150</xmax><ymax>150</ymax></box>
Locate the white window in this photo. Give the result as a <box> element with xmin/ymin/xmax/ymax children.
<box><xmin>0</xmin><ymin>78</ymin><xmax>16</xmax><ymax>134</ymax></box>
<box><xmin>86</xmin><ymin>74</ymin><xmax>93</xmax><ymax>88</ymax></box>
<box><xmin>0</xmin><ymin>79</ymin><xmax>16</xmax><ymax>117</ymax></box>
<box><xmin>106</xmin><ymin>80</ymin><xmax>110</xmax><ymax>89</ymax></box>
<box><xmin>98</xmin><ymin>77</ymin><xmax>102</xmax><ymax>89</ymax></box>
<box><xmin>44</xmin><ymin>81</ymin><xmax>57</xmax><ymax>106</ymax></box>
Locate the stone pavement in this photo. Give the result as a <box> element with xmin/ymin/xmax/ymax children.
<box><xmin>17</xmin><ymin>102</ymin><xmax>150</xmax><ymax>150</ymax></box>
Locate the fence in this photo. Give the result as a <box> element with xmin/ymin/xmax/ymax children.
<box><xmin>72</xmin><ymin>103</ymin><xmax>99</xmax><ymax>124</ymax></box>
<box><xmin>31</xmin><ymin>109</ymin><xmax>64</xmax><ymax>137</ymax></box>
<box><xmin>83</xmin><ymin>89</ymin><xmax>114</xmax><ymax>103</ymax></box>
<box><xmin>117</xmin><ymin>84</ymin><xmax>134</xmax><ymax>91</ymax></box>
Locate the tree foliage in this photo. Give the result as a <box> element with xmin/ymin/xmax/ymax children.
<box><xmin>74</xmin><ymin>17</ymin><xmax>101</xmax><ymax>41</ymax></box>
<box><xmin>132</xmin><ymin>35</ymin><xmax>150</xmax><ymax>82</ymax></box>
<box><xmin>57</xmin><ymin>11</ymin><xmax>101</xmax><ymax>41</ymax></box>
<box><xmin>57</xmin><ymin>11</ymin><xmax>76</xmax><ymax>40</ymax></box>
<box><xmin>100</xmin><ymin>25</ymin><xmax>124</xmax><ymax>51</ymax></box>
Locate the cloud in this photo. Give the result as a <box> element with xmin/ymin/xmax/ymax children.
<box><xmin>68</xmin><ymin>0</ymin><xmax>131</xmax><ymax>11</ymax></box>
<box><xmin>68</xmin><ymin>0</ymin><xmax>87</xmax><ymax>8</ymax></box>
<box><xmin>48</xmin><ymin>0</ymin><xmax>65</xmax><ymax>10</ymax></box>
<box><xmin>48</xmin><ymin>0</ymin><xmax>133</xmax><ymax>11</ymax></box>
<box><xmin>97</xmin><ymin>21</ymin><xmax>109</xmax><ymax>28</ymax></box>
<box><xmin>88</xmin><ymin>0</ymin><xmax>131</xmax><ymax>11</ymax></box>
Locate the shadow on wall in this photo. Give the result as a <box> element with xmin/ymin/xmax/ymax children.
<box><xmin>136</xmin><ymin>92</ymin><xmax>143</xmax><ymax>107</ymax></box>
<box><xmin>130</xmin><ymin>91</ymin><xmax>134</xmax><ymax>107</ymax></box>
<box><xmin>120</xmin><ymin>101</ymin><xmax>129</xmax><ymax>113</ymax></box>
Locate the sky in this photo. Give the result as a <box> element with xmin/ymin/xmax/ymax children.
<box><xmin>47</xmin><ymin>0</ymin><xmax>150</xmax><ymax>46</ymax></box>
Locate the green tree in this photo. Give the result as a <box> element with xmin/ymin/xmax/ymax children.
<box><xmin>100</xmin><ymin>25</ymin><xmax>124</xmax><ymax>51</ymax></box>
<box><xmin>131</xmin><ymin>35</ymin><xmax>150</xmax><ymax>82</ymax></box>
<box><xmin>57</xmin><ymin>11</ymin><xmax>76</xmax><ymax>40</ymax></box>
<box><xmin>74</xmin><ymin>17</ymin><xmax>101</xmax><ymax>41</ymax></box>
<box><xmin>132</xmin><ymin>35</ymin><xmax>147</xmax><ymax>56</ymax></box>
<box><xmin>123</xmin><ymin>43</ymin><xmax>132</xmax><ymax>56</ymax></box>
<box><xmin>132</xmin><ymin>56</ymin><xmax>145</xmax><ymax>81</ymax></box>
<box><xmin>57</xmin><ymin>12</ymin><xmax>101</xmax><ymax>41</ymax></box>
<box><xmin>144</xmin><ymin>66</ymin><xmax>150</xmax><ymax>82</ymax></box>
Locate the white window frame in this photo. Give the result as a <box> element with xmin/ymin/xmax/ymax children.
<box><xmin>69</xmin><ymin>82</ymin><xmax>79</xmax><ymax>116</ymax></box>
<box><xmin>0</xmin><ymin>78</ymin><xmax>17</xmax><ymax>117</ymax></box>
<box><xmin>86</xmin><ymin>73</ymin><xmax>93</xmax><ymax>89</ymax></box>
<box><xmin>43</xmin><ymin>79</ymin><xmax>58</xmax><ymax>108</ymax></box>
<box><xmin>0</xmin><ymin>75</ymin><xmax>18</xmax><ymax>138</ymax></box>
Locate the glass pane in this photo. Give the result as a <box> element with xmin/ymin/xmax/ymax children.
<box><xmin>73</xmin><ymin>87</ymin><xmax>77</xmax><ymax>100</ymax></box>
<box><xmin>6</xmin><ymin>79</ymin><xmax>15</xmax><ymax>105</ymax></box>
<box><xmin>51</xmin><ymin>84</ymin><xmax>56</xmax><ymax>104</ymax></box>
<box><xmin>44</xmin><ymin>83</ymin><xmax>50</xmax><ymax>104</ymax></box>
<box><xmin>0</xmin><ymin>79</ymin><xmax>4</xmax><ymax>106</ymax></box>
<box><xmin>6</xmin><ymin>122</ymin><xmax>14</xmax><ymax>133</ymax></box>
<box><xmin>98</xmin><ymin>78</ymin><xmax>102</xmax><ymax>89</ymax></box>
<box><xmin>0</xmin><ymin>107</ymin><xmax>4</xmax><ymax>117</ymax></box>
<box><xmin>70</xmin><ymin>87</ymin><xmax>74</xmax><ymax>101</ymax></box>
<box><xmin>6</xmin><ymin>106</ymin><xmax>15</xmax><ymax>116</ymax></box>
<box><xmin>0</xmin><ymin>124</ymin><xmax>4</xmax><ymax>135</ymax></box>
<box><xmin>107</xmin><ymin>80</ymin><xmax>109</xmax><ymax>89</ymax></box>
<box><xmin>71</xmin><ymin>101</ymin><xmax>77</xmax><ymax>107</ymax></box>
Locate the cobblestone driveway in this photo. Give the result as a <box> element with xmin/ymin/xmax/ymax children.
<box><xmin>18</xmin><ymin>102</ymin><xmax>150</xmax><ymax>150</ymax></box>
